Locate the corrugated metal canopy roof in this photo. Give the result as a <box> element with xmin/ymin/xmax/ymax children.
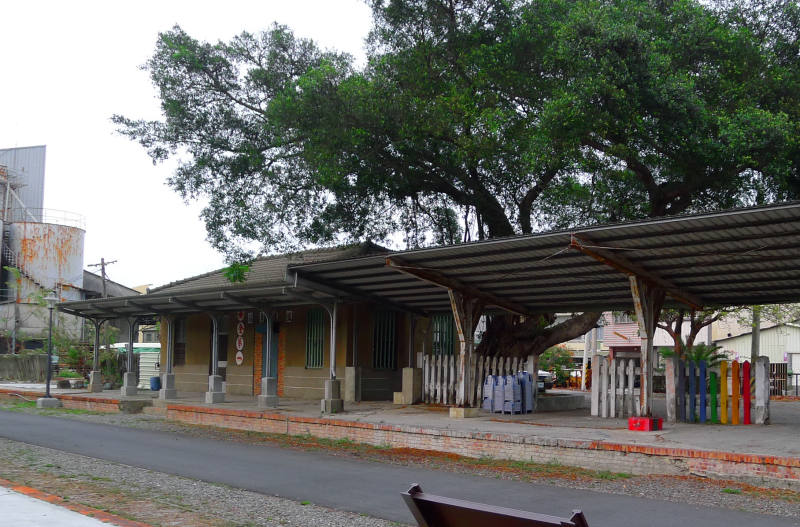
<box><xmin>290</xmin><ymin>202</ymin><xmax>800</xmax><ymax>314</ymax></box>
<box><xmin>59</xmin><ymin>202</ymin><xmax>800</xmax><ymax>319</ymax></box>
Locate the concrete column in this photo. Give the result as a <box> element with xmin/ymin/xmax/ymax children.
<box><xmin>590</xmin><ymin>353</ymin><xmax>600</xmax><ymax>416</ymax></box>
<box><xmin>205</xmin><ymin>315</ymin><xmax>225</xmax><ymax>404</ymax></box>
<box><xmin>344</xmin><ymin>366</ymin><xmax>361</xmax><ymax>402</ymax></box>
<box><xmin>160</xmin><ymin>317</ymin><xmax>177</xmax><ymax>400</ymax></box>
<box><xmin>88</xmin><ymin>319</ymin><xmax>104</xmax><ymax>393</ymax></box>
<box><xmin>400</xmin><ymin>367</ymin><xmax>422</xmax><ymax>404</ymax></box>
<box><xmin>755</xmin><ymin>356</ymin><xmax>770</xmax><ymax>424</ymax></box>
<box><xmin>120</xmin><ymin>318</ymin><xmax>138</xmax><ymax>397</ymax></box>
<box><xmin>665</xmin><ymin>356</ymin><xmax>677</xmax><ymax>423</ymax></box>
<box><xmin>257</xmin><ymin>315</ymin><xmax>278</xmax><ymax>408</ymax></box>
<box><xmin>321</xmin><ymin>303</ymin><xmax>343</xmax><ymax>413</ymax></box>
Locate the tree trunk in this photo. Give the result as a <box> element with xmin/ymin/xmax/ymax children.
<box><xmin>476</xmin><ymin>312</ymin><xmax>602</xmax><ymax>359</ymax></box>
<box><xmin>751</xmin><ymin>306</ymin><xmax>761</xmax><ymax>363</ymax></box>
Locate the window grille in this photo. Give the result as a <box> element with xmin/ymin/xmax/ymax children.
<box><xmin>432</xmin><ymin>313</ymin><xmax>455</xmax><ymax>356</ymax></box>
<box><xmin>174</xmin><ymin>318</ymin><xmax>186</xmax><ymax>366</ymax></box>
<box><xmin>373</xmin><ymin>311</ymin><xmax>396</xmax><ymax>369</ymax></box>
<box><xmin>306</xmin><ymin>308</ymin><xmax>325</xmax><ymax>368</ymax></box>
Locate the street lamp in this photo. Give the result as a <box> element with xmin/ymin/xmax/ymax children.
<box><xmin>36</xmin><ymin>293</ymin><xmax>61</xmax><ymax>408</ymax></box>
<box><xmin>43</xmin><ymin>293</ymin><xmax>58</xmax><ymax>398</ymax></box>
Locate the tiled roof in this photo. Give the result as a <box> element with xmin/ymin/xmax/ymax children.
<box><xmin>150</xmin><ymin>242</ymin><xmax>390</xmax><ymax>294</ymax></box>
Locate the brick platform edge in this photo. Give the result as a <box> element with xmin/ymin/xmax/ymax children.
<box><xmin>165</xmin><ymin>404</ymin><xmax>800</xmax><ymax>490</ymax></box>
<box><xmin>3</xmin><ymin>388</ymin><xmax>799</xmax><ymax>490</ymax></box>
<box><xmin>0</xmin><ymin>389</ymin><xmax>121</xmax><ymax>413</ymax></box>
<box><xmin>0</xmin><ymin>476</ymin><xmax>152</xmax><ymax>527</ymax></box>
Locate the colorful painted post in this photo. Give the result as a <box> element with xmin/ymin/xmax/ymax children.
<box><xmin>678</xmin><ymin>360</ymin><xmax>686</xmax><ymax>423</ymax></box>
<box><xmin>688</xmin><ymin>360</ymin><xmax>697</xmax><ymax>422</ymax></box>
<box><xmin>731</xmin><ymin>360</ymin><xmax>740</xmax><ymax>425</ymax></box>
<box><xmin>743</xmin><ymin>361</ymin><xmax>751</xmax><ymax>425</ymax></box>
<box><xmin>710</xmin><ymin>370</ymin><xmax>718</xmax><ymax>423</ymax></box>
<box><xmin>720</xmin><ymin>360</ymin><xmax>728</xmax><ymax>425</ymax></box>
<box><xmin>698</xmin><ymin>360</ymin><xmax>707</xmax><ymax>423</ymax></box>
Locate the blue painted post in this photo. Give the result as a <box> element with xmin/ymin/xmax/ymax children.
<box><xmin>689</xmin><ymin>360</ymin><xmax>697</xmax><ymax>422</ymax></box>
<box><xmin>699</xmin><ymin>360</ymin><xmax>707</xmax><ymax>423</ymax></box>
<box><xmin>710</xmin><ymin>371</ymin><xmax>718</xmax><ymax>423</ymax></box>
<box><xmin>678</xmin><ymin>360</ymin><xmax>686</xmax><ymax>422</ymax></box>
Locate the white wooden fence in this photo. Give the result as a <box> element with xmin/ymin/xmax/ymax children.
<box><xmin>422</xmin><ymin>354</ymin><xmax>536</xmax><ymax>407</ymax></box>
<box><xmin>590</xmin><ymin>355</ymin><xmax>641</xmax><ymax>418</ymax></box>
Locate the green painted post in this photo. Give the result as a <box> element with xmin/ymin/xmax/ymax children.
<box><xmin>710</xmin><ymin>371</ymin><xmax>718</xmax><ymax>423</ymax></box>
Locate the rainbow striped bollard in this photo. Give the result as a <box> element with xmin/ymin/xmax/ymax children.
<box><xmin>731</xmin><ymin>360</ymin><xmax>740</xmax><ymax>426</ymax></box>
<box><xmin>699</xmin><ymin>360</ymin><xmax>707</xmax><ymax>423</ymax></box>
<box><xmin>710</xmin><ymin>371</ymin><xmax>718</xmax><ymax>423</ymax></box>
<box><xmin>743</xmin><ymin>361</ymin><xmax>751</xmax><ymax>425</ymax></box>
<box><xmin>688</xmin><ymin>361</ymin><xmax>697</xmax><ymax>422</ymax></box>
<box><xmin>720</xmin><ymin>361</ymin><xmax>728</xmax><ymax>425</ymax></box>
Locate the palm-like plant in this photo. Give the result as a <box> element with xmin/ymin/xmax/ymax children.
<box><xmin>660</xmin><ymin>339</ymin><xmax>729</xmax><ymax>368</ymax></box>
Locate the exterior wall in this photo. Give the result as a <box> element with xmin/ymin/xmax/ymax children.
<box><xmin>162</xmin><ymin>303</ymin><xmax>412</xmax><ymax>400</ymax></box>
<box><xmin>281</xmin><ymin>305</ymin><xmax>350</xmax><ymax>399</ymax></box>
<box><xmin>716</xmin><ymin>325</ymin><xmax>800</xmax><ymax>364</ymax></box>
<box><xmin>225</xmin><ymin>313</ymin><xmax>256</xmax><ymax>395</ymax></box>
<box><xmin>0</xmin><ymin>145</ymin><xmax>46</xmax><ymax>216</ymax></box>
<box><xmin>162</xmin><ymin>312</ymin><xmax>257</xmax><ymax>395</ymax></box>
<box><xmin>170</xmin><ymin>314</ymin><xmax>210</xmax><ymax>393</ymax></box>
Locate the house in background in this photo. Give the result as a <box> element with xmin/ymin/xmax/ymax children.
<box><xmin>716</xmin><ymin>323</ymin><xmax>800</xmax><ymax>370</ymax></box>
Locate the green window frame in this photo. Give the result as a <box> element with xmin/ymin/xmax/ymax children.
<box><xmin>305</xmin><ymin>308</ymin><xmax>325</xmax><ymax>369</ymax></box>
<box><xmin>373</xmin><ymin>310</ymin><xmax>396</xmax><ymax>370</ymax></box>
<box><xmin>432</xmin><ymin>313</ymin><xmax>455</xmax><ymax>356</ymax></box>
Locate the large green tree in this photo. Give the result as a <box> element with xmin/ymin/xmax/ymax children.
<box><xmin>115</xmin><ymin>0</ymin><xmax>800</xmax><ymax>356</ymax></box>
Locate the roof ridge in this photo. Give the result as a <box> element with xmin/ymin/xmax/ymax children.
<box><xmin>149</xmin><ymin>241</ymin><xmax>389</xmax><ymax>293</ymax></box>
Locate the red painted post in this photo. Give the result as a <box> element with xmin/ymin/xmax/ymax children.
<box><xmin>743</xmin><ymin>361</ymin><xmax>751</xmax><ymax>425</ymax></box>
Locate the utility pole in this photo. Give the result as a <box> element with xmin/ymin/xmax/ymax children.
<box><xmin>88</xmin><ymin>258</ymin><xmax>117</xmax><ymax>298</ymax></box>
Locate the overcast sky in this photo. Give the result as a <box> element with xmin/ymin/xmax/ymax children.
<box><xmin>0</xmin><ymin>0</ymin><xmax>372</xmax><ymax>290</ymax></box>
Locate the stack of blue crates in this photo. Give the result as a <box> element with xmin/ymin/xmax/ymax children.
<box><xmin>482</xmin><ymin>375</ymin><xmax>496</xmax><ymax>411</ymax></box>
<box><xmin>492</xmin><ymin>376</ymin><xmax>505</xmax><ymax>413</ymax></box>
<box><xmin>503</xmin><ymin>374</ymin><xmax>521</xmax><ymax>414</ymax></box>
<box><xmin>518</xmin><ymin>371</ymin><xmax>534</xmax><ymax>413</ymax></box>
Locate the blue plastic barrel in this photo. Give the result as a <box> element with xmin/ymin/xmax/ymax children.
<box><xmin>150</xmin><ymin>376</ymin><xmax>161</xmax><ymax>391</ymax></box>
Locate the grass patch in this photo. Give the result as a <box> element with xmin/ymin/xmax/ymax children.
<box><xmin>597</xmin><ymin>471</ymin><xmax>633</xmax><ymax>480</ymax></box>
<box><xmin>0</xmin><ymin>400</ymin><xmax>37</xmax><ymax>412</ymax></box>
<box><xmin>722</xmin><ymin>488</ymin><xmax>742</xmax><ymax>495</ymax></box>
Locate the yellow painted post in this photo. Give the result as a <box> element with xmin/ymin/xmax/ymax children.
<box><xmin>731</xmin><ymin>360</ymin><xmax>740</xmax><ymax>425</ymax></box>
<box><xmin>720</xmin><ymin>361</ymin><xmax>728</xmax><ymax>425</ymax></box>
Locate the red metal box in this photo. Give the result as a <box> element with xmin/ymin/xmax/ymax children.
<box><xmin>628</xmin><ymin>417</ymin><xmax>663</xmax><ymax>431</ymax></box>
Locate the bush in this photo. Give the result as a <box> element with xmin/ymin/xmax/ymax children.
<box><xmin>540</xmin><ymin>345</ymin><xmax>573</xmax><ymax>387</ymax></box>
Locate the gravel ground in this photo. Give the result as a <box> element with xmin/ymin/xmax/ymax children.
<box><xmin>0</xmin><ymin>437</ymin><xmax>405</xmax><ymax>527</ymax></box>
<box><xmin>3</xmin><ymin>402</ymin><xmax>800</xmax><ymax>521</ymax></box>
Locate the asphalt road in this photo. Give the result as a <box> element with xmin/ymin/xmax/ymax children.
<box><xmin>0</xmin><ymin>410</ymin><xmax>796</xmax><ymax>527</ymax></box>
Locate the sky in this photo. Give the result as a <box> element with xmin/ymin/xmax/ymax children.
<box><xmin>0</xmin><ymin>0</ymin><xmax>373</xmax><ymax>290</ymax></box>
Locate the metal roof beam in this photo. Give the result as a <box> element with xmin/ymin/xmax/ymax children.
<box><xmin>385</xmin><ymin>257</ymin><xmax>534</xmax><ymax>317</ymax></box>
<box><xmin>290</xmin><ymin>271</ymin><xmax>427</xmax><ymax>316</ymax></box>
<box><xmin>569</xmin><ymin>233</ymin><xmax>704</xmax><ymax>309</ymax></box>
<box><xmin>220</xmin><ymin>292</ymin><xmax>267</xmax><ymax>310</ymax></box>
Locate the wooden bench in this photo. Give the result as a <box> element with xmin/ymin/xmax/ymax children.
<box><xmin>402</xmin><ymin>484</ymin><xmax>590</xmax><ymax>527</ymax></box>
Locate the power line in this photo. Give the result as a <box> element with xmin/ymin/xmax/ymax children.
<box><xmin>87</xmin><ymin>258</ymin><xmax>117</xmax><ymax>298</ymax></box>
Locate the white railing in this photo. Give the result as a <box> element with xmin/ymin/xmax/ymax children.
<box><xmin>422</xmin><ymin>353</ymin><xmax>536</xmax><ymax>407</ymax></box>
<box><xmin>4</xmin><ymin>208</ymin><xmax>85</xmax><ymax>229</ymax></box>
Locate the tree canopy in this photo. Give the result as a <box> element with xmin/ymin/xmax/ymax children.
<box><xmin>115</xmin><ymin>0</ymin><xmax>800</xmax><ymax>260</ymax></box>
<box><xmin>115</xmin><ymin>0</ymin><xmax>800</xmax><ymax>356</ymax></box>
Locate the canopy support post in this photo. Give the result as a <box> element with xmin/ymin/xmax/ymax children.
<box><xmin>630</xmin><ymin>277</ymin><xmax>665</xmax><ymax>417</ymax></box>
<box><xmin>449</xmin><ymin>290</ymin><xmax>484</xmax><ymax>415</ymax></box>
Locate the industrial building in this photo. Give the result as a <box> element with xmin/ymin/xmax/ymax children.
<box><xmin>0</xmin><ymin>145</ymin><xmax>137</xmax><ymax>352</ymax></box>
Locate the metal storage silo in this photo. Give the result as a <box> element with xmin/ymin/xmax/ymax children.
<box><xmin>9</xmin><ymin>220</ymin><xmax>85</xmax><ymax>302</ymax></box>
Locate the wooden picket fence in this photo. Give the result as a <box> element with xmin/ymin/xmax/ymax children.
<box><xmin>590</xmin><ymin>355</ymin><xmax>641</xmax><ymax>418</ymax></box>
<box><xmin>676</xmin><ymin>359</ymin><xmax>753</xmax><ymax>424</ymax></box>
<box><xmin>592</xmin><ymin>355</ymin><xmax>770</xmax><ymax>424</ymax></box>
<box><xmin>422</xmin><ymin>354</ymin><xmax>535</xmax><ymax>407</ymax></box>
